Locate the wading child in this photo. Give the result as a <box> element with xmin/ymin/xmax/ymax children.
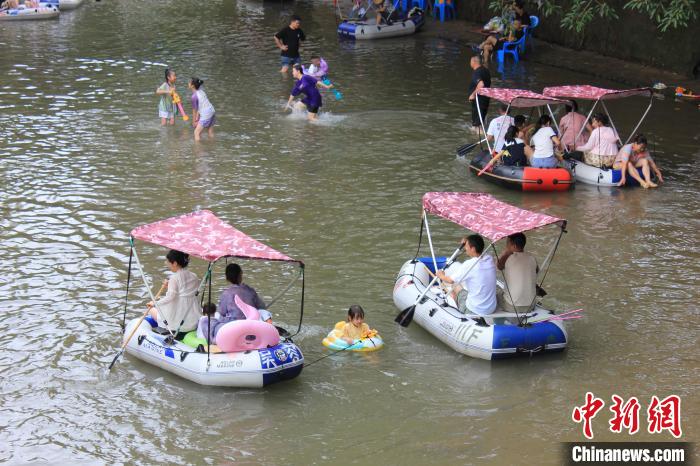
<box><xmin>189</xmin><ymin>77</ymin><xmax>216</xmax><ymax>141</ymax></box>
<box><xmin>156</xmin><ymin>69</ymin><xmax>177</xmax><ymax>126</ymax></box>
<box><xmin>342</xmin><ymin>305</ymin><xmax>372</xmax><ymax>344</ymax></box>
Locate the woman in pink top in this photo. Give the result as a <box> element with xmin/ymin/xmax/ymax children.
<box><xmin>575</xmin><ymin>113</ymin><xmax>619</xmax><ymax>168</ymax></box>
<box><xmin>558</xmin><ymin>101</ymin><xmax>591</xmax><ymax>151</ymax></box>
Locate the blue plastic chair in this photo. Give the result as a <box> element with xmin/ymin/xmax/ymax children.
<box><xmin>432</xmin><ymin>0</ymin><xmax>455</xmax><ymax>21</ymax></box>
<box><xmin>528</xmin><ymin>15</ymin><xmax>539</xmax><ymax>36</ymax></box>
<box><xmin>497</xmin><ymin>32</ymin><xmax>527</xmax><ymax>64</ymax></box>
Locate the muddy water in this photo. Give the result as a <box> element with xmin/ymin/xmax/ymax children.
<box><xmin>0</xmin><ymin>0</ymin><xmax>698</xmax><ymax>464</ymax></box>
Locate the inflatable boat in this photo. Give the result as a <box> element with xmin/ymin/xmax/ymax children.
<box><xmin>337</xmin><ymin>11</ymin><xmax>424</xmax><ymax>40</ymax></box>
<box><xmin>0</xmin><ymin>4</ymin><xmax>59</xmax><ymax>20</ymax></box>
<box><xmin>113</xmin><ymin>210</ymin><xmax>307</xmax><ymax>387</ymax></box>
<box><xmin>543</xmin><ymin>85</ymin><xmax>659</xmax><ymax>188</ymax></box>
<box><xmin>563</xmin><ymin>157</ymin><xmax>646</xmax><ymax>187</ymax></box>
<box><xmin>123</xmin><ymin>318</ymin><xmax>303</xmax><ymax>387</ymax></box>
<box><xmin>393</xmin><ymin>259</ymin><xmax>567</xmax><ymax>360</ymax></box>
<box><xmin>393</xmin><ymin>193</ymin><xmax>572</xmax><ymax>360</ymax></box>
<box><xmin>322</xmin><ymin>321</ymin><xmax>384</xmax><ymax>352</ymax></box>
<box><xmin>469</xmin><ymin>150</ymin><xmax>574</xmax><ymax>192</ymax></box>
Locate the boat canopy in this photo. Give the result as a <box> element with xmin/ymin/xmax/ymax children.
<box><xmin>422</xmin><ymin>192</ymin><xmax>565</xmax><ymax>241</ymax></box>
<box><xmin>131</xmin><ymin>210</ymin><xmax>301</xmax><ymax>264</ymax></box>
<box><xmin>542</xmin><ymin>85</ymin><xmax>653</xmax><ymax>101</ymax></box>
<box><xmin>476</xmin><ymin>88</ymin><xmax>571</xmax><ymax>108</ymax></box>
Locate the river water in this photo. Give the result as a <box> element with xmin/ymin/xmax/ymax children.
<box><xmin>0</xmin><ymin>1</ymin><xmax>698</xmax><ymax>464</ymax></box>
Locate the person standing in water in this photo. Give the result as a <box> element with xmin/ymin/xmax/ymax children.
<box><xmin>285</xmin><ymin>64</ymin><xmax>333</xmax><ymax>121</ymax></box>
<box><xmin>155</xmin><ymin>68</ymin><xmax>177</xmax><ymax>126</ymax></box>
<box><xmin>274</xmin><ymin>15</ymin><xmax>305</xmax><ymax>74</ymax></box>
<box><xmin>188</xmin><ymin>77</ymin><xmax>216</xmax><ymax>141</ymax></box>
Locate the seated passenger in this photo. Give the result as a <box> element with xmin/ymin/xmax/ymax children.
<box><xmin>341</xmin><ymin>305</ymin><xmax>372</xmax><ymax>344</ymax></box>
<box><xmin>196</xmin><ymin>303</ymin><xmax>218</xmax><ymax>341</ymax></box>
<box><xmin>486</xmin><ymin>104</ymin><xmax>515</xmax><ymax>152</ymax></box>
<box><xmin>529</xmin><ymin>114</ymin><xmax>562</xmax><ymax>168</ymax></box>
<box><xmin>436</xmin><ymin>234</ymin><xmax>497</xmax><ymax>316</ymax></box>
<box><xmin>512</xmin><ymin>0</ymin><xmax>531</xmax><ymax>28</ymax></box>
<box><xmin>497</xmin><ymin>233</ymin><xmax>538</xmax><ymax>312</ymax></box>
<box><xmin>479</xmin><ymin>125</ymin><xmax>533</xmax><ymax>173</ymax></box>
<box><xmin>211</xmin><ymin>263</ymin><xmax>267</xmax><ymax>338</ymax></box>
<box><xmin>575</xmin><ymin>113</ymin><xmax>619</xmax><ymax>168</ymax></box>
<box><xmin>612</xmin><ymin>134</ymin><xmax>664</xmax><ymax>188</ymax></box>
<box><xmin>479</xmin><ymin>20</ymin><xmax>524</xmax><ymax>64</ymax></box>
<box><xmin>372</xmin><ymin>0</ymin><xmax>391</xmax><ymax>25</ymax></box>
<box><xmin>147</xmin><ymin>250</ymin><xmax>201</xmax><ymax>333</ymax></box>
<box><xmin>558</xmin><ymin>100</ymin><xmax>591</xmax><ymax>151</ymax></box>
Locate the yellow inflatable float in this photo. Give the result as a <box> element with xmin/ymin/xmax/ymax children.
<box><xmin>322</xmin><ymin>321</ymin><xmax>384</xmax><ymax>352</ymax></box>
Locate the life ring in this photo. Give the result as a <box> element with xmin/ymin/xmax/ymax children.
<box><xmin>321</xmin><ymin>321</ymin><xmax>384</xmax><ymax>352</ymax></box>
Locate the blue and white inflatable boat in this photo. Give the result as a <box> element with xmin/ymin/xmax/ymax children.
<box><xmin>0</xmin><ymin>4</ymin><xmax>59</xmax><ymax>20</ymax></box>
<box><xmin>338</xmin><ymin>9</ymin><xmax>424</xmax><ymax>40</ymax></box>
<box><xmin>393</xmin><ymin>258</ymin><xmax>568</xmax><ymax>360</ymax></box>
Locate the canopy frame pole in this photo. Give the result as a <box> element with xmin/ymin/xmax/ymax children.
<box><xmin>291</xmin><ymin>264</ymin><xmax>305</xmax><ymax>337</ymax></box>
<box><xmin>490</xmin><ymin>242</ymin><xmax>521</xmax><ymax>326</ymax></box>
<box><xmin>266</xmin><ymin>266</ymin><xmax>303</xmax><ymax>309</ymax></box>
<box><xmin>538</xmin><ymin>222</ymin><xmax>567</xmax><ymax>290</ymax></box>
<box><xmin>120</xmin><ymin>246</ymin><xmax>134</xmax><ymax>332</ymax></box>
<box><xmin>600</xmin><ymin>100</ymin><xmax>623</xmax><ymax>146</ymax></box>
<box><xmin>197</xmin><ymin>263</ymin><xmax>213</xmax><ymax>306</ymax></box>
<box><xmin>623</xmin><ymin>94</ymin><xmax>653</xmax><ymax>145</ymax></box>
<box><xmin>206</xmin><ymin>262</ymin><xmax>213</xmax><ymax>367</ymax></box>
<box><xmin>476</xmin><ymin>94</ymin><xmax>493</xmax><ymax>154</ymax></box>
<box><xmin>129</xmin><ymin>237</ymin><xmax>177</xmax><ymax>339</ymax></box>
<box><xmin>546</xmin><ymin>104</ymin><xmax>563</xmax><ymax>141</ymax></box>
<box><xmin>569</xmin><ymin>101</ymin><xmax>598</xmax><ymax>153</ymax></box>
<box><xmin>413</xmin><ymin>211</ymin><xmax>424</xmax><ymax>260</ymax></box>
<box><xmin>422</xmin><ymin>210</ymin><xmax>440</xmax><ymax>282</ymax></box>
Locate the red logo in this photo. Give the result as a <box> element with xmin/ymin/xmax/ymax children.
<box><xmin>647</xmin><ymin>395</ymin><xmax>682</xmax><ymax>438</ymax></box>
<box><xmin>572</xmin><ymin>393</ymin><xmax>682</xmax><ymax>439</ymax></box>
<box><xmin>572</xmin><ymin>392</ymin><xmax>605</xmax><ymax>439</ymax></box>
<box><xmin>609</xmin><ymin>395</ymin><xmax>640</xmax><ymax>435</ymax></box>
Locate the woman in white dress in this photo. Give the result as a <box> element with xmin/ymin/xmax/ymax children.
<box><xmin>147</xmin><ymin>250</ymin><xmax>201</xmax><ymax>333</ymax></box>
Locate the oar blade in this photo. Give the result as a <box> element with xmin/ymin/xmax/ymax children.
<box><xmin>457</xmin><ymin>142</ymin><xmax>478</xmax><ymax>157</ymax></box>
<box><xmin>394</xmin><ymin>305</ymin><xmax>415</xmax><ymax>327</ymax></box>
<box><xmin>108</xmin><ymin>349</ymin><xmax>124</xmax><ymax>370</ymax></box>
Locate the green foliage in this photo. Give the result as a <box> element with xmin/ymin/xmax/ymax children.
<box><xmin>488</xmin><ymin>0</ymin><xmax>697</xmax><ymax>34</ymax></box>
<box><xmin>624</xmin><ymin>0</ymin><xmax>698</xmax><ymax>32</ymax></box>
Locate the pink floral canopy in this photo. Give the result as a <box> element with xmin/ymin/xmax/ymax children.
<box><xmin>476</xmin><ymin>88</ymin><xmax>571</xmax><ymax>108</ymax></box>
<box><xmin>542</xmin><ymin>85</ymin><xmax>652</xmax><ymax>101</ymax></box>
<box><xmin>131</xmin><ymin>210</ymin><xmax>300</xmax><ymax>264</ymax></box>
<box><xmin>422</xmin><ymin>192</ymin><xmax>565</xmax><ymax>242</ymax></box>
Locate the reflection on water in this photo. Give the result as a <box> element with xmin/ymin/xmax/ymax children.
<box><xmin>0</xmin><ymin>0</ymin><xmax>699</xmax><ymax>463</ymax></box>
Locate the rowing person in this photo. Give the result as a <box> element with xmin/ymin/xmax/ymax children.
<box><xmin>285</xmin><ymin>64</ymin><xmax>333</xmax><ymax>121</ymax></box>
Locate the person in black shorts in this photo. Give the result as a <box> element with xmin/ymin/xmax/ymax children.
<box><xmin>467</xmin><ymin>56</ymin><xmax>491</xmax><ymax>130</ymax></box>
<box><xmin>274</xmin><ymin>15</ymin><xmax>306</xmax><ymax>74</ymax></box>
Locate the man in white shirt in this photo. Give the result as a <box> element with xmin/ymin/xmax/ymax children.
<box><xmin>486</xmin><ymin>104</ymin><xmax>515</xmax><ymax>153</ymax></box>
<box><xmin>436</xmin><ymin>234</ymin><xmax>497</xmax><ymax>316</ymax></box>
<box><xmin>497</xmin><ymin>232</ymin><xmax>538</xmax><ymax>312</ymax></box>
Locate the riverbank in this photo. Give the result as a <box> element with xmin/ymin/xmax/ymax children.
<box><xmin>423</xmin><ymin>18</ymin><xmax>700</xmax><ymax>94</ymax></box>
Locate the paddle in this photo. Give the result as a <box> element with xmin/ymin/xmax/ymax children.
<box><xmin>321</xmin><ymin>77</ymin><xmax>343</xmax><ymax>100</ymax></box>
<box><xmin>395</xmin><ymin>242</ymin><xmax>465</xmax><ymax>327</ymax></box>
<box><xmin>108</xmin><ymin>282</ymin><xmax>167</xmax><ymax>370</ymax></box>
<box><xmin>457</xmin><ymin>138</ymin><xmax>486</xmax><ymax>157</ymax></box>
